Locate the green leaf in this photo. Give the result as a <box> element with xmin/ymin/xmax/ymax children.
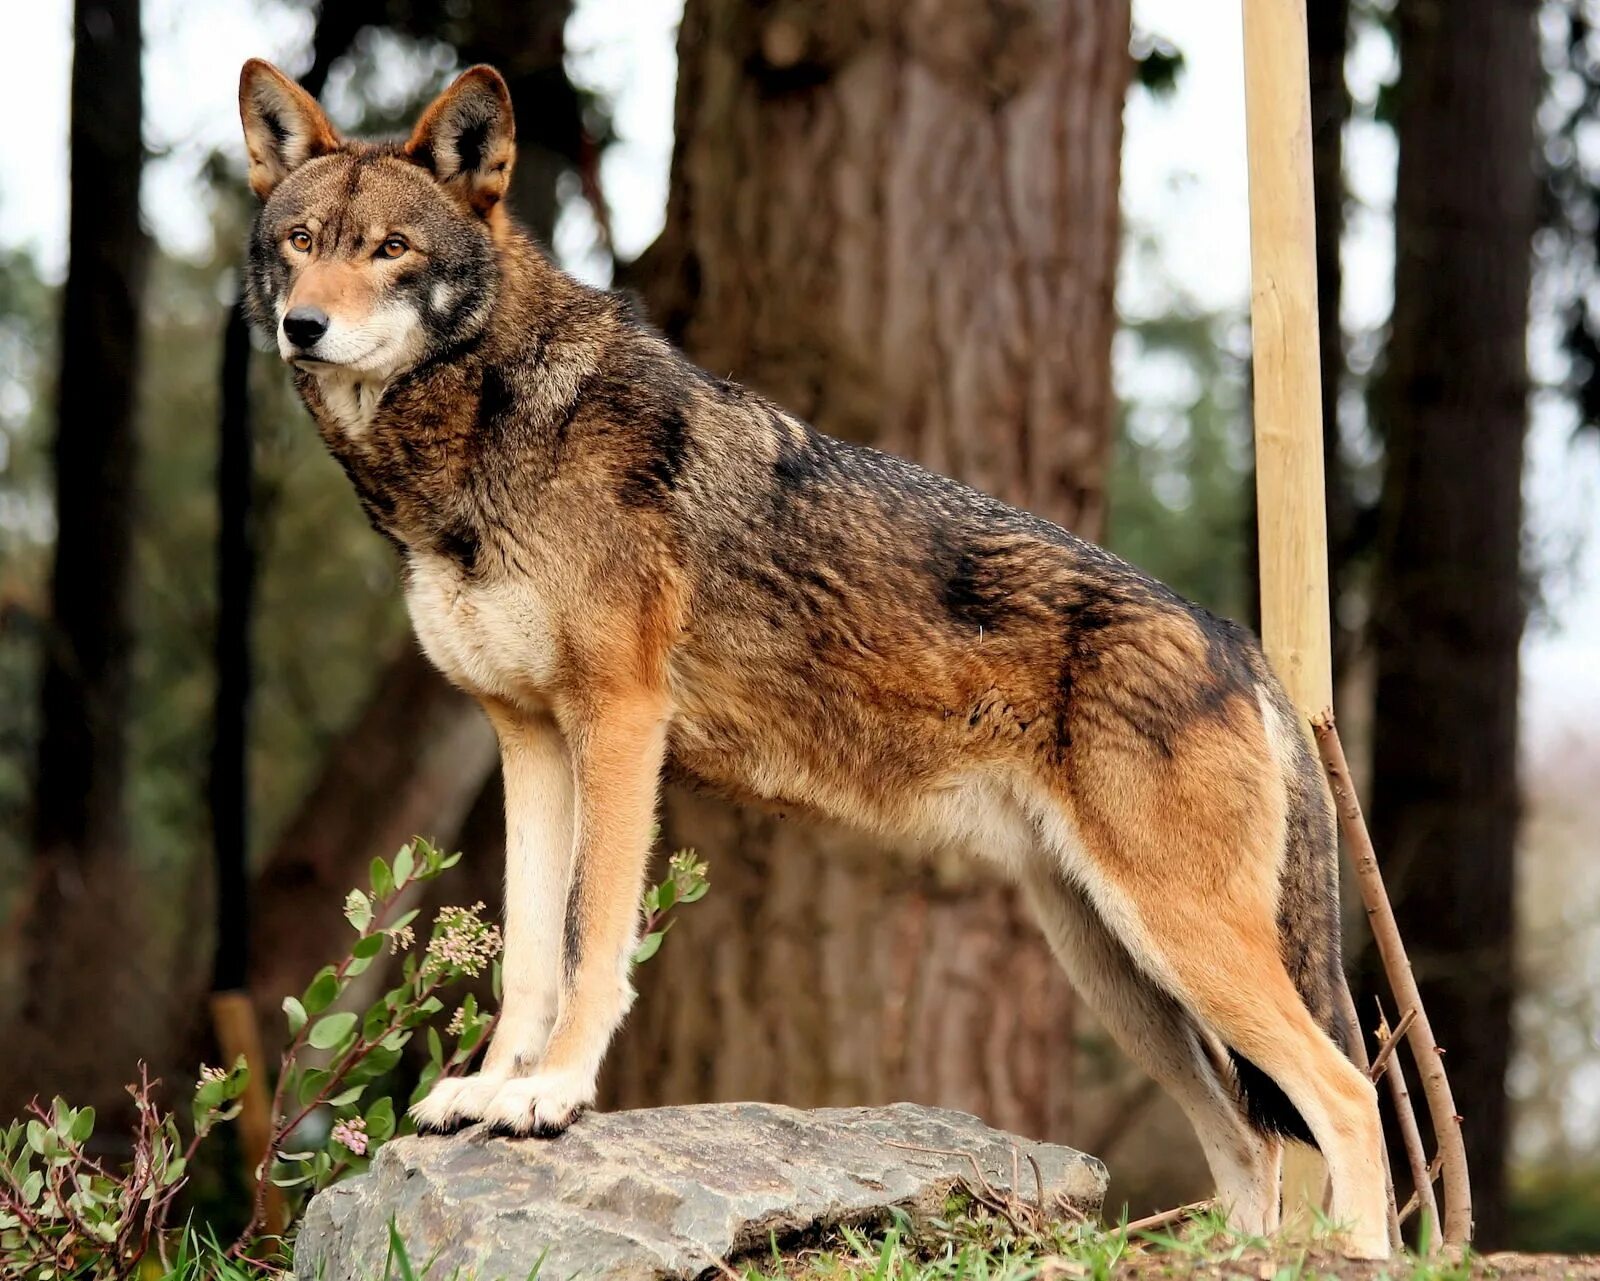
<box><xmin>309</xmin><ymin>1011</ymin><xmax>358</xmax><ymax>1050</ymax></box>
<box><xmin>303</xmin><ymin>967</ymin><xmax>340</xmax><ymax>1016</ymax></box>
<box><xmin>283</xmin><ymin>995</ymin><xmax>308</xmax><ymax>1035</ymax></box>
<box><xmin>352</xmin><ymin>932</ymin><xmax>386</xmax><ymax>961</ymax></box>
<box><xmin>326</xmin><ymin>1085</ymin><xmax>366</xmax><ymax>1108</ymax></box>
<box><xmin>364</xmin><ymin>1044</ymin><xmax>404</xmax><ymax>1077</ymax></box>
<box><xmin>389</xmin><ymin>908</ymin><xmax>420</xmax><ymax>934</ymax></box>
<box><xmin>632</xmin><ymin>931</ymin><xmax>665</xmax><ymax>965</ymax></box>
<box><xmin>371</xmin><ymin>856</ymin><xmax>395</xmax><ymax>900</ymax></box>
<box><xmin>392</xmin><ymin>842</ymin><xmax>415</xmax><ymax>886</ymax></box>
<box><xmin>439</xmin><ymin>849</ymin><xmax>462</xmax><ymax>869</ymax></box>
<box><xmin>657</xmin><ymin>878</ymin><xmax>679</xmax><ymax>911</ymax></box>
<box><xmin>67</xmin><ymin>1108</ymin><xmax>94</xmax><ymax>1146</ymax></box>
<box><xmin>366</xmin><ymin>1096</ymin><xmax>397</xmax><ymax>1144</ymax></box>
<box><xmin>194</xmin><ymin>1077</ymin><xmax>227</xmax><ymax>1114</ymax></box>
<box><xmin>492</xmin><ymin>960</ymin><xmax>503</xmax><ymax>1001</ymax></box>
<box><xmin>345</xmin><ymin>891</ymin><xmax>374</xmax><ymax>934</ymax></box>
<box><xmin>296</xmin><ymin>1067</ymin><xmax>328</xmax><ymax>1104</ymax></box>
<box><xmin>223</xmin><ymin>1056</ymin><xmax>252</xmax><ymax>1099</ymax></box>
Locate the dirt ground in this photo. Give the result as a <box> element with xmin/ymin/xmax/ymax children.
<box><xmin>1098</xmin><ymin>1250</ymin><xmax>1600</xmax><ymax>1280</ymax></box>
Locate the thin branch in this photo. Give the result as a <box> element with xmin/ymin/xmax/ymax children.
<box><xmin>1374</xmin><ymin>1003</ymin><xmax>1440</xmax><ymax>1248</ymax></box>
<box><xmin>1367</xmin><ymin>1006</ymin><xmax>1417</xmax><ymax>1083</ymax></box>
<box><xmin>1398</xmin><ymin>1155</ymin><xmax>1445</xmax><ymax>1224</ymax></box>
<box><xmin>1124</xmin><ymin>1199</ymin><xmax>1214</xmax><ymax>1235</ymax></box>
<box><xmin>1312</xmin><ymin>713</ymin><xmax>1472</xmax><ymax>1246</ymax></box>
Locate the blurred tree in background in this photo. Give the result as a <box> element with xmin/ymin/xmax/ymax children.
<box><xmin>4</xmin><ymin>0</ymin><xmax>152</xmax><ymax>1119</ymax></box>
<box><xmin>1366</xmin><ymin>0</ymin><xmax>1540</xmax><ymax>1245</ymax></box>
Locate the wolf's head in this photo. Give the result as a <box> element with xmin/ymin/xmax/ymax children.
<box><xmin>239</xmin><ymin>59</ymin><xmax>516</xmax><ymax>380</ymax></box>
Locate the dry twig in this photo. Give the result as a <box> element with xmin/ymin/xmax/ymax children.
<box><xmin>1123</xmin><ymin>1199</ymin><xmax>1214</xmax><ymax>1235</ymax></box>
<box><xmin>1312</xmin><ymin>713</ymin><xmax>1472</xmax><ymax>1246</ymax></box>
<box><xmin>1367</xmin><ymin>1006</ymin><xmax>1418</xmax><ymax>1083</ymax></box>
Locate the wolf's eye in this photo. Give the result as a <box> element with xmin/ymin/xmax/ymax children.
<box><xmin>376</xmin><ymin>236</ymin><xmax>409</xmax><ymax>260</ymax></box>
<box><xmin>287</xmin><ymin>229</ymin><xmax>312</xmax><ymax>253</ymax></box>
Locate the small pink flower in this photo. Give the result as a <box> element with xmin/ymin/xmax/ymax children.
<box><xmin>196</xmin><ymin>1064</ymin><xmax>226</xmax><ymax>1090</ymax></box>
<box><xmin>332</xmin><ymin>1117</ymin><xmax>369</xmax><ymax>1156</ymax></box>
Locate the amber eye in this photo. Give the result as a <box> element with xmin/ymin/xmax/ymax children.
<box><xmin>287</xmin><ymin>229</ymin><xmax>312</xmax><ymax>253</ymax></box>
<box><xmin>376</xmin><ymin>236</ymin><xmax>409</xmax><ymax>260</ymax></box>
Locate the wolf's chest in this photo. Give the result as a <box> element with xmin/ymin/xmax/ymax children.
<box><xmin>404</xmin><ymin>554</ymin><xmax>561</xmax><ymax>705</ymax></box>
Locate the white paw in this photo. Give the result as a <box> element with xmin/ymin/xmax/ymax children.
<box><xmin>409</xmin><ymin>1072</ymin><xmax>507</xmax><ymax>1133</ymax></box>
<box><xmin>481</xmin><ymin>1069</ymin><xmax>596</xmax><ymax>1137</ymax></box>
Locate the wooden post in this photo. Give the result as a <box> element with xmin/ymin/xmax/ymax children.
<box><xmin>1240</xmin><ymin>0</ymin><xmax>1473</xmax><ymax>1250</ymax></box>
<box><xmin>1241</xmin><ymin>0</ymin><xmax>1333</xmax><ymax>717</ymax></box>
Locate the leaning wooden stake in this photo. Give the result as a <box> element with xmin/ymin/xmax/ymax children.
<box><xmin>1313</xmin><ymin>716</ymin><xmax>1472</xmax><ymax>1245</ymax></box>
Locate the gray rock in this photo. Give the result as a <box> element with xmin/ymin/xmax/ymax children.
<box><xmin>294</xmin><ymin>1102</ymin><xmax>1107</xmax><ymax>1281</ymax></box>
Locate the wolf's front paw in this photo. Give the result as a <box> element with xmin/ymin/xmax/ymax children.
<box><xmin>409</xmin><ymin>1072</ymin><xmax>507</xmax><ymax>1134</ymax></box>
<box><xmin>481</xmin><ymin>1069</ymin><xmax>596</xmax><ymax>1137</ymax></box>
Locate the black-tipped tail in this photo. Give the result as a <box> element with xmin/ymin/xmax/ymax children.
<box><xmin>1229</xmin><ymin>1048</ymin><xmax>1318</xmax><ymax>1148</ymax></box>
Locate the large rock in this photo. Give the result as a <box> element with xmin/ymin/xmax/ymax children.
<box><xmin>295</xmin><ymin>1102</ymin><xmax>1107</xmax><ymax>1281</ymax></box>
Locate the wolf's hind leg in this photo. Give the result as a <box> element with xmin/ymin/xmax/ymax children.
<box><xmin>1020</xmin><ymin>861</ymin><xmax>1282</xmax><ymax>1236</ymax></box>
<box><xmin>411</xmin><ymin>708</ymin><xmax>574</xmax><ymax>1133</ymax></box>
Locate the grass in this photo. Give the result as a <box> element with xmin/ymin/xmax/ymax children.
<box><xmin>730</xmin><ymin>1198</ymin><xmax>1555</xmax><ymax>1281</ymax></box>
<box><xmin>142</xmin><ymin>1199</ymin><xmax>1590</xmax><ymax>1281</ymax></box>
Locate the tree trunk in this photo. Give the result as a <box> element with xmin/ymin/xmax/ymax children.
<box><xmin>609</xmin><ymin>0</ymin><xmax>1129</xmax><ymax>1145</ymax></box>
<box><xmin>4</xmin><ymin>0</ymin><xmax>150</xmax><ymax>1117</ymax></box>
<box><xmin>1368</xmin><ymin>0</ymin><xmax>1538</xmax><ymax>1246</ymax></box>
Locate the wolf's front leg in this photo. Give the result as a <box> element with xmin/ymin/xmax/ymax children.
<box><xmin>481</xmin><ymin>689</ymin><xmax>668</xmax><ymax>1136</ymax></box>
<box><xmin>411</xmin><ymin>708</ymin><xmax>574</xmax><ymax>1133</ymax></box>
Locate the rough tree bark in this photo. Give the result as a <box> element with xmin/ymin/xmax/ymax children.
<box><xmin>3</xmin><ymin>0</ymin><xmax>150</xmax><ymax>1116</ymax></box>
<box><xmin>606</xmin><ymin>0</ymin><xmax>1130</xmax><ymax>1143</ymax></box>
<box><xmin>1368</xmin><ymin>0</ymin><xmax>1539</xmax><ymax>1246</ymax></box>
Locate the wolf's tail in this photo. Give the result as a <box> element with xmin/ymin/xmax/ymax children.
<box><xmin>1229</xmin><ymin>684</ymin><xmax>1348</xmax><ymax>1148</ymax></box>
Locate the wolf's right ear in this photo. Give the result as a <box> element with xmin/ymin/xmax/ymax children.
<box><xmin>239</xmin><ymin>59</ymin><xmax>341</xmax><ymax>200</ymax></box>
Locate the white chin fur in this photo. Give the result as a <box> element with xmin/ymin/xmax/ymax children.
<box><xmin>279</xmin><ymin>300</ymin><xmax>426</xmax><ymax>379</ymax></box>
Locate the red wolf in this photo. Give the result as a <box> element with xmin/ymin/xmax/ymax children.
<box><xmin>239</xmin><ymin>59</ymin><xmax>1389</xmax><ymax>1256</ymax></box>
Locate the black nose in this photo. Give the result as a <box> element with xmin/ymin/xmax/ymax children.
<box><xmin>282</xmin><ymin>306</ymin><xmax>329</xmax><ymax>349</ymax></box>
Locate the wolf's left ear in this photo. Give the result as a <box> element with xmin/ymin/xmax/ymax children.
<box><xmin>239</xmin><ymin>59</ymin><xmax>341</xmax><ymax>200</ymax></box>
<box><xmin>405</xmin><ymin>66</ymin><xmax>516</xmax><ymax>217</ymax></box>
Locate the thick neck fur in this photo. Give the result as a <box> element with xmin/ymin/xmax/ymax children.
<box><xmin>296</xmin><ymin>232</ymin><xmax>616</xmax><ymax>561</ymax></box>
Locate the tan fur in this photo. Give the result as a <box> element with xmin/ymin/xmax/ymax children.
<box><xmin>242</xmin><ymin>61</ymin><xmax>1391</xmax><ymax>1257</ymax></box>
